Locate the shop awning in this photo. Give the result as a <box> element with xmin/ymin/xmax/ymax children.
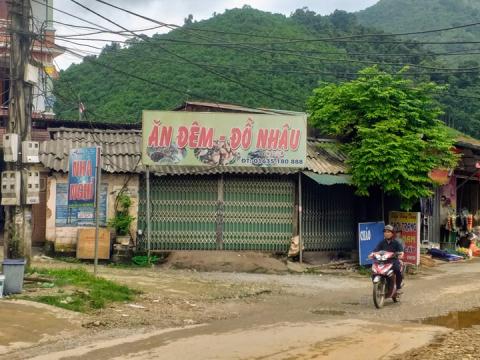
<box><xmin>303</xmin><ymin>171</ymin><xmax>352</xmax><ymax>185</ymax></box>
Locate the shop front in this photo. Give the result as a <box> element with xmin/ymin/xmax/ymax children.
<box><xmin>432</xmin><ymin>139</ymin><xmax>480</xmax><ymax>252</ymax></box>
<box><xmin>137</xmin><ymin>108</ymin><xmax>358</xmax><ymax>253</ymax></box>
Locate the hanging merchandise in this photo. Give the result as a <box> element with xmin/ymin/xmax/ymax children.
<box><xmin>475</xmin><ymin>210</ymin><xmax>480</xmax><ymax>225</ymax></box>
<box><xmin>450</xmin><ymin>214</ymin><xmax>457</xmax><ymax>231</ymax></box>
<box><xmin>467</xmin><ymin>214</ymin><xmax>474</xmax><ymax>232</ymax></box>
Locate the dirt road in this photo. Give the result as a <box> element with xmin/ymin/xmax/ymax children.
<box><xmin>3</xmin><ymin>258</ymin><xmax>480</xmax><ymax>359</ymax></box>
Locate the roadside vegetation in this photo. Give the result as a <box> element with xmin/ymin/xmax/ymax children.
<box><xmin>21</xmin><ymin>268</ymin><xmax>139</xmax><ymax>312</ymax></box>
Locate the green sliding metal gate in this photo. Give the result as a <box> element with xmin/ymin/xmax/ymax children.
<box><xmin>138</xmin><ymin>175</ymin><xmax>295</xmax><ymax>251</ymax></box>
<box><xmin>302</xmin><ymin>178</ymin><xmax>356</xmax><ymax>251</ymax></box>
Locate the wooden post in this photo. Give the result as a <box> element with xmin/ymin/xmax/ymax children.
<box><xmin>93</xmin><ymin>147</ymin><xmax>102</xmax><ymax>276</ymax></box>
<box><xmin>4</xmin><ymin>0</ymin><xmax>33</xmax><ymax>264</ymax></box>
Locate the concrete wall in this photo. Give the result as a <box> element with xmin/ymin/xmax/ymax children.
<box><xmin>46</xmin><ymin>172</ymin><xmax>140</xmax><ymax>252</ymax></box>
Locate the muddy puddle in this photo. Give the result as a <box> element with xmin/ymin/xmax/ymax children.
<box><xmin>420</xmin><ymin>308</ymin><xmax>480</xmax><ymax>330</ymax></box>
<box><xmin>0</xmin><ymin>301</ymin><xmax>78</xmax><ymax>351</ymax></box>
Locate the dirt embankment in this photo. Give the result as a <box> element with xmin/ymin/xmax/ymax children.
<box><xmin>161</xmin><ymin>251</ymin><xmax>290</xmax><ymax>273</ymax></box>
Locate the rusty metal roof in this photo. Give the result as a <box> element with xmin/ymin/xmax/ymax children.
<box><xmin>39</xmin><ymin>127</ymin><xmax>143</xmax><ymax>173</ymax></box>
<box><xmin>173</xmin><ymin>101</ymin><xmax>277</xmax><ymax>114</ymax></box>
<box><xmin>40</xmin><ymin>128</ymin><xmax>347</xmax><ymax>176</ymax></box>
<box><xmin>305</xmin><ymin>139</ymin><xmax>348</xmax><ymax>175</ymax></box>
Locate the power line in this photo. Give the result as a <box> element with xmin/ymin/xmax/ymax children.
<box><xmin>56</xmin><ymin>32</ymin><xmax>480</xmax><ymax>73</ymax></box>
<box><xmin>34</xmin><ymin>0</ymin><xmax>480</xmax><ymax>75</ymax></box>
<box><xmin>93</xmin><ymin>0</ymin><xmax>480</xmax><ymax>44</ymax></box>
<box><xmin>55</xmin><ymin>23</ymin><xmax>166</xmax><ymax>38</ymax></box>
<box><xmin>76</xmin><ymin>1</ymin><xmax>480</xmax><ymax>74</ymax></box>
<box><xmin>68</xmin><ymin>0</ymin><xmax>304</xmax><ymax>109</ymax></box>
<box><xmin>31</xmin><ymin>0</ymin><xmax>112</xmax><ymax>32</ymax></box>
<box><xmin>57</xmin><ymin>44</ymin><xmax>480</xmax><ymax>77</ymax></box>
<box><xmin>34</xmin><ymin>0</ymin><xmax>480</xmax><ymax>49</ymax></box>
<box><xmin>53</xmin><ymin>33</ymin><xmax>480</xmax><ymax>58</ymax></box>
<box><xmin>43</xmin><ymin>3</ymin><xmax>480</xmax><ymax>112</ymax></box>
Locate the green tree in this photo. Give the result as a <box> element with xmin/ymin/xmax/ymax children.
<box><xmin>307</xmin><ymin>66</ymin><xmax>458</xmax><ymax>209</ymax></box>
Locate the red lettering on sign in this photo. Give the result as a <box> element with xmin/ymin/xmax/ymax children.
<box><xmin>278</xmin><ymin>125</ymin><xmax>289</xmax><ymax>150</ymax></box>
<box><xmin>177</xmin><ymin>126</ymin><xmax>188</xmax><ymax>148</ymax></box>
<box><xmin>256</xmin><ymin>128</ymin><xmax>268</xmax><ymax>149</ymax></box>
<box><xmin>159</xmin><ymin>126</ymin><xmax>173</xmax><ymax>147</ymax></box>
<box><xmin>69</xmin><ymin>183</ymin><xmax>94</xmax><ymax>201</ymax></box>
<box><xmin>230</xmin><ymin>128</ymin><xmax>242</xmax><ymax>150</ymax></box>
<box><xmin>189</xmin><ymin>122</ymin><xmax>200</xmax><ymax>148</ymax></box>
<box><xmin>198</xmin><ymin>127</ymin><xmax>214</xmax><ymax>148</ymax></box>
<box><xmin>290</xmin><ymin>129</ymin><xmax>301</xmax><ymax>150</ymax></box>
<box><xmin>148</xmin><ymin>122</ymin><xmax>173</xmax><ymax>147</ymax></box>
<box><xmin>242</xmin><ymin>127</ymin><xmax>252</xmax><ymax>150</ymax></box>
<box><xmin>72</xmin><ymin>160</ymin><xmax>92</xmax><ymax>177</ymax></box>
<box><xmin>148</xmin><ymin>124</ymin><xmax>159</xmax><ymax>147</ymax></box>
<box><xmin>267</xmin><ymin>129</ymin><xmax>280</xmax><ymax>150</ymax></box>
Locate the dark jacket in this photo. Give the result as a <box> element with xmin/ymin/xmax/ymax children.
<box><xmin>374</xmin><ymin>239</ymin><xmax>404</xmax><ymax>253</ymax></box>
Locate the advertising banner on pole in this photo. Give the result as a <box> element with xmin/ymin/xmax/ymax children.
<box><xmin>68</xmin><ymin>147</ymin><xmax>99</xmax><ymax>208</ymax></box>
<box><xmin>358</xmin><ymin>222</ymin><xmax>385</xmax><ymax>266</ymax></box>
<box><xmin>142</xmin><ymin>111</ymin><xmax>307</xmax><ymax>168</ymax></box>
<box><xmin>389</xmin><ymin>211</ymin><xmax>421</xmax><ymax>266</ymax></box>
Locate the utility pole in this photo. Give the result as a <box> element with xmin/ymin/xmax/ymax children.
<box><xmin>4</xmin><ymin>0</ymin><xmax>33</xmax><ymax>264</ymax></box>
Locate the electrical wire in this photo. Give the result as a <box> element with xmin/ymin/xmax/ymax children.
<box><xmin>43</xmin><ymin>3</ymin><xmax>480</xmax><ymax>113</ymax></box>
<box><xmin>70</xmin><ymin>1</ymin><xmax>480</xmax><ymax>74</ymax></box>
<box><xmin>68</xmin><ymin>0</ymin><xmax>305</xmax><ymax>109</ymax></box>
<box><xmin>50</xmin><ymin>40</ymin><xmax>480</xmax><ymax>78</ymax></box>
<box><xmin>94</xmin><ymin>0</ymin><xmax>480</xmax><ymax>44</ymax></box>
<box><xmin>53</xmin><ymin>33</ymin><xmax>480</xmax><ymax>59</ymax></box>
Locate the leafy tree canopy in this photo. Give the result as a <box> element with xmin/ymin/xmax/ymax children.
<box><xmin>307</xmin><ymin>66</ymin><xmax>458</xmax><ymax>209</ymax></box>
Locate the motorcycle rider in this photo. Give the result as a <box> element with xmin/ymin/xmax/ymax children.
<box><xmin>369</xmin><ymin>224</ymin><xmax>405</xmax><ymax>292</ymax></box>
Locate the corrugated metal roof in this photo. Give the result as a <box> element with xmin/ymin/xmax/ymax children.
<box><xmin>152</xmin><ymin>166</ymin><xmax>299</xmax><ymax>176</ymax></box>
<box><xmin>40</xmin><ymin>127</ymin><xmax>143</xmax><ymax>173</ymax></box>
<box><xmin>40</xmin><ymin>128</ymin><xmax>347</xmax><ymax>176</ymax></box>
<box><xmin>305</xmin><ymin>139</ymin><xmax>348</xmax><ymax>175</ymax></box>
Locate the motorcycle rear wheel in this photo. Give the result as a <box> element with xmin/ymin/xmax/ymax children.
<box><xmin>373</xmin><ymin>280</ymin><xmax>386</xmax><ymax>309</ymax></box>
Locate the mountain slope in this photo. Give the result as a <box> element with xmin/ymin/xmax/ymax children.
<box><xmin>54</xmin><ymin>7</ymin><xmax>425</xmax><ymax>122</ymax></box>
<box><xmin>357</xmin><ymin>0</ymin><xmax>480</xmax><ymax>63</ymax></box>
<box><xmin>357</xmin><ymin>0</ymin><xmax>480</xmax><ymax>33</ymax></box>
<box><xmin>53</xmin><ymin>7</ymin><xmax>480</xmax><ymax>137</ymax></box>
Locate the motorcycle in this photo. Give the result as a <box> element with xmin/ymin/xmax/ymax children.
<box><xmin>370</xmin><ymin>251</ymin><xmax>404</xmax><ymax>309</ymax></box>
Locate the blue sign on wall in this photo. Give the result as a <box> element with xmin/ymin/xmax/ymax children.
<box><xmin>358</xmin><ymin>222</ymin><xmax>385</xmax><ymax>266</ymax></box>
<box><xmin>68</xmin><ymin>147</ymin><xmax>99</xmax><ymax>208</ymax></box>
<box><xmin>56</xmin><ymin>183</ymin><xmax>107</xmax><ymax>227</ymax></box>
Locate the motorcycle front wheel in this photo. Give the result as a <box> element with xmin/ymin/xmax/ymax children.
<box><xmin>373</xmin><ymin>279</ymin><xmax>386</xmax><ymax>309</ymax></box>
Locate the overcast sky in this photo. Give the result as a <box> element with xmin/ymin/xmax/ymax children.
<box><xmin>54</xmin><ymin>0</ymin><xmax>379</xmax><ymax>69</ymax></box>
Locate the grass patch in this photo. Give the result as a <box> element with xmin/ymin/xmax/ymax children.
<box><xmin>25</xmin><ymin>267</ymin><xmax>139</xmax><ymax>312</ymax></box>
<box><xmin>357</xmin><ymin>266</ymin><xmax>372</xmax><ymax>277</ymax></box>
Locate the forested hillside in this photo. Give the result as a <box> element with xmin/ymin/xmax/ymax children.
<box><xmin>357</xmin><ymin>0</ymin><xmax>480</xmax><ymax>65</ymax></box>
<box><xmin>54</xmin><ymin>6</ymin><xmax>480</xmax><ymax>137</ymax></box>
<box><xmin>358</xmin><ymin>0</ymin><xmax>480</xmax><ymax>37</ymax></box>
